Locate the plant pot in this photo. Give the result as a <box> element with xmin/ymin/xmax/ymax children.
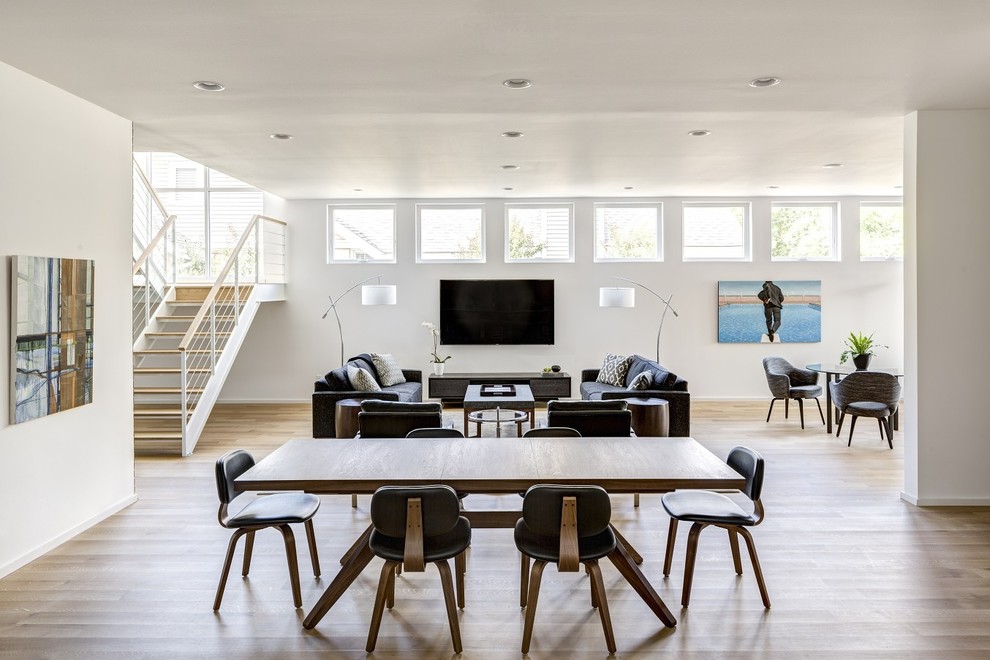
<box><xmin>852</xmin><ymin>353</ymin><xmax>873</xmax><ymax>370</ymax></box>
<box><xmin>432</xmin><ymin>362</ymin><xmax>445</xmax><ymax>376</ymax></box>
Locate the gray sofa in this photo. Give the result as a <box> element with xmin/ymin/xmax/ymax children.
<box><xmin>580</xmin><ymin>354</ymin><xmax>691</xmax><ymax>437</ymax></box>
<box><xmin>312</xmin><ymin>353</ymin><xmax>423</xmax><ymax>437</ymax></box>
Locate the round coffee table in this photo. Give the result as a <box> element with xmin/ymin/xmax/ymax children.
<box><xmin>624</xmin><ymin>397</ymin><xmax>670</xmax><ymax>437</ymax></box>
<box><xmin>466</xmin><ymin>407</ymin><xmax>529</xmax><ymax>438</ymax></box>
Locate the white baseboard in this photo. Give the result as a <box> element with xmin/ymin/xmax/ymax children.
<box><xmin>0</xmin><ymin>493</ymin><xmax>138</xmax><ymax>579</ymax></box>
<box><xmin>901</xmin><ymin>491</ymin><xmax>990</xmax><ymax>506</ymax></box>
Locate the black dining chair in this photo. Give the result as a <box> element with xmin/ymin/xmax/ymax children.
<box><xmin>523</xmin><ymin>426</ymin><xmax>582</xmax><ymax>438</ymax></box>
<box><xmin>515</xmin><ymin>484</ymin><xmax>618</xmax><ymax>654</ymax></box>
<box><xmin>829</xmin><ymin>370</ymin><xmax>901</xmax><ymax>448</ymax></box>
<box><xmin>762</xmin><ymin>356</ymin><xmax>825</xmax><ymax>429</ymax></box>
<box><xmin>213</xmin><ymin>449</ymin><xmax>321</xmax><ymax>611</ymax></box>
<box><xmin>366</xmin><ymin>485</ymin><xmax>471</xmax><ymax>654</ymax></box>
<box><xmin>405</xmin><ymin>427</ymin><xmax>464</xmax><ymax>438</ymax></box>
<box><xmin>661</xmin><ymin>446</ymin><xmax>770</xmax><ymax>609</ymax></box>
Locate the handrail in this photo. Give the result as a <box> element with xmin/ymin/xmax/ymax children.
<box><xmin>133</xmin><ymin>157</ymin><xmax>171</xmax><ymax>220</ymax></box>
<box><xmin>133</xmin><ymin>214</ymin><xmax>177</xmax><ymax>276</ymax></box>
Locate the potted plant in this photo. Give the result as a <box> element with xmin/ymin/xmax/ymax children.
<box><xmin>422</xmin><ymin>322</ymin><xmax>451</xmax><ymax>375</ymax></box>
<box><xmin>839</xmin><ymin>331</ymin><xmax>886</xmax><ymax>370</ymax></box>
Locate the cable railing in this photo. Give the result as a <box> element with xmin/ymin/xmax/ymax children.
<box><xmin>132</xmin><ymin>159</ymin><xmax>177</xmax><ymax>341</ymax></box>
<box><xmin>177</xmin><ymin>214</ymin><xmax>287</xmax><ymax>454</ymax></box>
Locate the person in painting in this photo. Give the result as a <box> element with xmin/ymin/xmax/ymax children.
<box><xmin>757</xmin><ymin>280</ymin><xmax>784</xmax><ymax>342</ymax></box>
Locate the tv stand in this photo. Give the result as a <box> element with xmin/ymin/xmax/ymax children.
<box><xmin>429</xmin><ymin>372</ymin><xmax>571</xmax><ymax>404</ymax></box>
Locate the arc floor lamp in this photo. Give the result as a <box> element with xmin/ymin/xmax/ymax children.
<box><xmin>322</xmin><ymin>274</ymin><xmax>397</xmax><ymax>366</ymax></box>
<box><xmin>599</xmin><ymin>276</ymin><xmax>678</xmax><ymax>363</ymax></box>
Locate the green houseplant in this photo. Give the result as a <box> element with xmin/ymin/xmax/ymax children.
<box><xmin>839</xmin><ymin>331</ymin><xmax>886</xmax><ymax>370</ymax></box>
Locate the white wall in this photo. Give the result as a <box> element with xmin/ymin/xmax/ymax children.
<box><xmin>0</xmin><ymin>62</ymin><xmax>135</xmax><ymax>576</ymax></box>
<box><xmin>903</xmin><ymin>110</ymin><xmax>990</xmax><ymax>505</ymax></box>
<box><xmin>223</xmin><ymin>195</ymin><xmax>903</xmax><ymax>402</ymax></box>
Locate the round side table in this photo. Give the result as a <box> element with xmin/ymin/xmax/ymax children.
<box><xmin>624</xmin><ymin>397</ymin><xmax>670</xmax><ymax>437</ymax></box>
<box><xmin>335</xmin><ymin>398</ymin><xmax>363</xmax><ymax>439</ymax></box>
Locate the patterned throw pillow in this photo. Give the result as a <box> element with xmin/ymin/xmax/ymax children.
<box><xmin>627</xmin><ymin>371</ymin><xmax>653</xmax><ymax>391</ymax></box>
<box><xmin>346</xmin><ymin>365</ymin><xmax>381</xmax><ymax>392</ymax></box>
<box><xmin>596</xmin><ymin>353</ymin><xmax>632</xmax><ymax>387</ymax></box>
<box><xmin>371</xmin><ymin>353</ymin><xmax>406</xmax><ymax>387</ymax></box>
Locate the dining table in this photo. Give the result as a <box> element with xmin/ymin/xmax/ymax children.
<box><xmin>806</xmin><ymin>363</ymin><xmax>904</xmax><ymax>434</ymax></box>
<box><xmin>235</xmin><ymin>435</ymin><xmax>745</xmax><ymax>631</ymax></box>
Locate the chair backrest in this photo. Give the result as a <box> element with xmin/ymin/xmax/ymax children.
<box><xmin>546</xmin><ymin>409</ymin><xmax>631</xmax><ymax>437</ymax></box>
<box><xmin>726</xmin><ymin>446</ymin><xmax>765</xmax><ymax>502</ymax></box>
<box><xmin>406</xmin><ymin>427</ymin><xmax>464</xmax><ymax>438</ymax></box>
<box><xmin>830</xmin><ymin>371</ymin><xmax>901</xmax><ymax>410</ymax></box>
<box><xmin>762</xmin><ymin>356</ymin><xmax>793</xmax><ymax>396</ymax></box>
<box><xmin>521</xmin><ymin>484</ymin><xmax>612</xmax><ymax>538</ymax></box>
<box><xmin>358</xmin><ymin>400</ymin><xmax>445</xmax><ymax>437</ymax></box>
<box><xmin>524</xmin><ymin>426</ymin><xmax>582</xmax><ymax>437</ymax></box>
<box><xmin>370</xmin><ymin>485</ymin><xmax>461</xmax><ymax>538</ymax></box>
<box><xmin>215</xmin><ymin>449</ymin><xmax>255</xmax><ymax>505</ymax></box>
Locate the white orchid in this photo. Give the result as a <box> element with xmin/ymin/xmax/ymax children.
<box><xmin>422</xmin><ymin>321</ymin><xmax>451</xmax><ymax>363</ymax></box>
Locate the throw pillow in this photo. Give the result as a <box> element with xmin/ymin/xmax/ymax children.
<box><xmin>596</xmin><ymin>353</ymin><xmax>632</xmax><ymax>387</ymax></box>
<box><xmin>627</xmin><ymin>371</ymin><xmax>653</xmax><ymax>391</ymax></box>
<box><xmin>371</xmin><ymin>352</ymin><xmax>406</xmax><ymax>387</ymax></box>
<box><xmin>346</xmin><ymin>365</ymin><xmax>381</xmax><ymax>392</ymax></box>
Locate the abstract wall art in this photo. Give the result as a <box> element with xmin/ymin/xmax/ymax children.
<box><xmin>9</xmin><ymin>255</ymin><xmax>95</xmax><ymax>423</ymax></box>
<box><xmin>718</xmin><ymin>280</ymin><xmax>821</xmax><ymax>343</ymax></box>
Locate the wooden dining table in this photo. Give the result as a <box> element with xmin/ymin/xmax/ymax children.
<box><xmin>235</xmin><ymin>435</ymin><xmax>745</xmax><ymax>631</ymax></box>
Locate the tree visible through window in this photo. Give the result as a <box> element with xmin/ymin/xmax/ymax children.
<box><xmin>505</xmin><ymin>204</ymin><xmax>573</xmax><ymax>262</ymax></box>
<box><xmin>860</xmin><ymin>204</ymin><xmax>903</xmax><ymax>260</ymax></box>
<box><xmin>771</xmin><ymin>203</ymin><xmax>839</xmax><ymax>261</ymax></box>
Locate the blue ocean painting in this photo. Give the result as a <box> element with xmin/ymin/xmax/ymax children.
<box><xmin>718</xmin><ymin>280</ymin><xmax>821</xmax><ymax>343</ymax></box>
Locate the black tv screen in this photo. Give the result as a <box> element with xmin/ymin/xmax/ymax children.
<box><xmin>440</xmin><ymin>280</ymin><xmax>554</xmax><ymax>345</ymax></box>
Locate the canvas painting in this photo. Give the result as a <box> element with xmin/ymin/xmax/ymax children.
<box><xmin>718</xmin><ymin>280</ymin><xmax>821</xmax><ymax>343</ymax></box>
<box><xmin>9</xmin><ymin>255</ymin><xmax>95</xmax><ymax>423</ymax></box>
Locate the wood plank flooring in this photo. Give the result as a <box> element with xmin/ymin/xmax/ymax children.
<box><xmin>2</xmin><ymin>401</ymin><xmax>989</xmax><ymax>658</ymax></box>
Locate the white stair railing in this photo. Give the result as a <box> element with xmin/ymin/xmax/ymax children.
<box><xmin>132</xmin><ymin>159</ymin><xmax>177</xmax><ymax>341</ymax></box>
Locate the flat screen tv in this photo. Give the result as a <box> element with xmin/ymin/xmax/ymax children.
<box><xmin>440</xmin><ymin>279</ymin><xmax>554</xmax><ymax>345</ymax></box>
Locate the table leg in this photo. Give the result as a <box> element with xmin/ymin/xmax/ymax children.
<box><xmin>825</xmin><ymin>375</ymin><xmax>835</xmax><ymax>434</ymax></box>
<box><xmin>304</xmin><ymin>525</ymin><xmax>375</xmax><ymax>630</ymax></box>
<box><xmin>607</xmin><ymin>535</ymin><xmax>676</xmax><ymax>628</ymax></box>
<box><xmin>463</xmin><ymin>409</ymin><xmax>469</xmax><ymax>437</ymax></box>
<box><xmin>515</xmin><ymin>419</ymin><xmax>523</xmax><ymax>437</ymax></box>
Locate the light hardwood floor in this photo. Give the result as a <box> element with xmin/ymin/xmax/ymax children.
<box><xmin>2</xmin><ymin>401</ymin><xmax>989</xmax><ymax>659</ymax></box>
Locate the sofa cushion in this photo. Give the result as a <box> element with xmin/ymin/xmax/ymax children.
<box><xmin>383</xmin><ymin>381</ymin><xmax>423</xmax><ymax>402</ymax></box>
<box><xmin>596</xmin><ymin>353</ymin><xmax>632</xmax><ymax>387</ymax></box>
<box><xmin>547</xmin><ymin>399</ymin><xmax>628</xmax><ymax>412</ymax></box>
<box><xmin>360</xmin><ymin>400</ymin><xmax>442</xmax><ymax>413</ymax></box>
<box><xmin>347</xmin><ymin>365</ymin><xmax>381</xmax><ymax>392</ymax></box>
<box><xmin>626</xmin><ymin>355</ymin><xmax>677</xmax><ymax>389</ymax></box>
<box><xmin>371</xmin><ymin>352</ymin><xmax>406</xmax><ymax>387</ymax></box>
<box><xmin>627</xmin><ymin>371</ymin><xmax>653</xmax><ymax>390</ymax></box>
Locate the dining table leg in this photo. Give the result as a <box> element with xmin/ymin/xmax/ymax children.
<box><xmin>824</xmin><ymin>375</ymin><xmax>835</xmax><ymax>434</ymax></box>
<box><xmin>607</xmin><ymin>536</ymin><xmax>676</xmax><ymax>628</ymax></box>
<box><xmin>304</xmin><ymin>525</ymin><xmax>375</xmax><ymax>630</ymax></box>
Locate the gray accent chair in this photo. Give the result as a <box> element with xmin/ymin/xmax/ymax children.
<box><xmin>762</xmin><ymin>356</ymin><xmax>825</xmax><ymax>429</ymax></box>
<box><xmin>829</xmin><ymin>371</ymin><xmax>901</xmax><ymax>449</ymax></box>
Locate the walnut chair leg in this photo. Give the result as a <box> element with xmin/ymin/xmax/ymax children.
<box><xmin>681</xmin><ymin>522</ymin><xmax>708</xmax><ymax>608</ymax></box>
<box><xmin>728</xmin><ymin>528</ymin><xmax>743</xmax><ymax>575</ymax></box>
<box><xmin>848</xmin><ymin>415</ymin><xmax>859</xmax><ymax>447</ymax></box>
<box><xmin>436</xmin><ymin>559</ymin><xmax>463</xmax><ymax>654</ymax></box>
<box><xmin>815</xmin><ymin>397</ymin><xmax>825</xmax><ymax>425</ymax></box>
<box><xmin>386</xmin><ymin>562</ymin><xmax>396</xmax><ymax>610</ymax></box>
<box><xmin>276</xmin><ymin>524</ymin><xmax>303</xmax><ymax>608</ymax></box>
<box><xmin>241</xmin><ymin>530</ymin><xmax>255</xmax><ymax>576</ymax></box>
<box><xmin>662</xmin><ymin>518</ymin><xmax>679</xmax><ymax>577</ymax></box>
<box><xmin>587</xmin><ymin>561</ymin><xmax>617</xmax><ymax>654</ymax></box>
<box><xmin>520</xmin><ymin>553</ymin><xmax>530</xmax><ymax>607</ymax></box>
<box><xmin>737</xmin><ymin>527</ymin><xmax>771</xmax><ymax>608</ymax></box>
<box><xmin>213</xmin><ymin>528</ymin><xmax>249</xmax><ymax>611</ymax></box>
<box><xmin>367</xmin><ymin>560</ymin><xmax>398</xmax><ymax>652</ymax></box>
<box><xmin>797</xmin><ymin>398</ymin><xmax>806</xmax><ymax>429</ymax></box>
<box><xmin>521</xmin><ymin>559</ymin><xmax>547</xmax><ymax>654</ymax></box>
<box><xmin>455</xmin><ymin>550</ymin><xmax>466</xmax><ymax>609</ymax></box>
<box><xmin>304</xmin><ymin>519</ymin><xmax>321</xmax><ymax>578</ymax></box>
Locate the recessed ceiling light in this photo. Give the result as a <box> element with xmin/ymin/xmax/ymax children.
<box><xmin>500</xmin><ymin>165</ymin><xmax>519</xmax><ymax>170</ymax></box>
<box><xmin>749</xmin><ymin>77</ymin><xmax>781</xmax><ymax>88</ymax></box>
<box><xmin>767</xmin><ymin>185</ymin><xmax>780</xmax><ymax>189</ymax></box>
<box><xmin>894</xmin><ymin>185</ymin><xmax>903</xmax><ymax>189</ymax></box>
<box><xmin>193</xmin><ymin>81</ymin><xmax>225</xmax><ymax>92</ymax></box>
<box><xmin>501</xmin><ymin>131</ymin><xmax>524</xmax><ymax>138</ymax></box>
<box><xmin>822</xmin><ymin>163</ymin><xmax>843</xmax><ymax>168</ymax></box>
<box><xmin>353</xmin><ymin>188</ymin><xmax>363</xmax><ymax>192</ymax></box>
<box><xmin>624</xmin><ymin>186</ymin><xmax>635</xmax><ymax>190</ymax></box>
<box><xmin>688</xmin><ymin>130</ymin><xmax>711</xmax><ymax>137</ymax></box>
<box><xmin>502</xmin><ymin>187</ymin><xmax>514</xmax><ymax>191</ymax></box>
<box><xmin>269</xmin><ymin>133</ymin><xmax>293</xmax><ymax>140</ymax></box>
<box><xmin>502</xmin><ymin>79</ymin><xmax>532</xmax><ymax>89</ymax></box>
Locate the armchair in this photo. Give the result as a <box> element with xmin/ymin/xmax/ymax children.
<box><xmin>762</xmin><ymin>356</ymin><xmax>824</xmax><ymax>429</ymax></box>
<box><xmin>829</xmin><ymin>371</ymin><xmax>901</xmax><ymax>448</ymax></box>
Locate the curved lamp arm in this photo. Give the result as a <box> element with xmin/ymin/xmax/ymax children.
<box><xmin>611</xmin><ymin>276</ymin><xmax>679</xmax><ymax>363</ymax></box>
<box><xmin>322</xmin><ymin>274</ymin><xmax>384</xmax><ymax>366</ymax></box>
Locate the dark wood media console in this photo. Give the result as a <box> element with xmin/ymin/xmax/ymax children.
<box><xmin>428</xmin><ymin>372</ymin><xmax>571</xmax><ymax>404</ymax></box>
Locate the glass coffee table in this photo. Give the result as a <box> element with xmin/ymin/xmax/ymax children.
<box><xmin>462</xmin><ymin>384</ymin><xmax>535</xmax><ymax>437</ymax></box>
<box><xmin>466</xmin><ymin>407</ymin><xmax>530</xmax><ymax>438</ymax></box>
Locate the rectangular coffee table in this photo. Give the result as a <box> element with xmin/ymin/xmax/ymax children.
<box><xmin>462</xmin><ymin>383</ymin><xmax>535</xmax><ymax>437</ymax></box>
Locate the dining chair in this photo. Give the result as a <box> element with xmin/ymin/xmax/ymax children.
<box><xmin>365</xmin><ymin>485</ymin><xmax>471</xmax><ymax>653</ymax></box>
<box><xmin>405</xmin><ymin>427</ymin><xmax>464</xmax><ymax>438</ymax></box>
<box><xmin>523</xmin><ymin>426</ymin><xmax>582</xmax><ymax>437</ymax></box>
<box><xmin>213</xmin><ymin>449</ymin><xmax>321</xmax><ymax>611</ymax></box>
<box><xmin>661</xmin><ymin>446</ymin><xmax>770</xmax><ymax>609</ymax></box>
<box><xmin>762</xmin><ymin>356</ymin><xmax>825</xmax><ymax>429</ymax></box>
<box><xmin>515</xmin><ymin>484</ymin><xmax>618</xmax><ymax>654</ymax></box>
<box><xmin>829</xmin><ymin>370</ymin><xmax>901</xmax><ymax>448</ymax></box>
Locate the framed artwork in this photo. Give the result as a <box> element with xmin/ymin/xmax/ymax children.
<box><xmin>718</xmin><ymin>280</ymin><xmax>821</xmax><ymax>343</ymax></box>
<box><xmin>9</xmin><ymin>255</ymin><xmax>95</xmax><ymax>423</ymax></box>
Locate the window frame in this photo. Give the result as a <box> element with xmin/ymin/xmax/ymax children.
<box><xmin>770</xmin><ymin>201</ymin><xmax>841</xmax><ymax>262</ymax></box>
<box><xmin>592</xmin><ymin>201</ymin><xmax>663</xmax><ymax>263</ymax></box>
<box><xmin>326</xmin><ymin>203</ymin><xmax>398</xmax><ymax>264</ymax></box>
<box><xmin>415</xmin><ymin>202</ymin><xmax>487</xmax><ymax>264</ymax></box>
<box><xmin>503</xmin><ymin>202</ymin><xmax>575</xmax><ymax>263</ymax></box>
<box><xmin>859</xmin><ymin>201</ymin><xmax>904</xmax><ymax>262</ymax></box>
<box><xmin>681</xmin><ymin>201</ymin><xmax>752</xmax><ymax>262</ymax></box>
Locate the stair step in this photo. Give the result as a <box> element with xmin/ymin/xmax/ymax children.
<box><xmin>156</xmin><ymin>315</ymin><xmax>235</xmax><ymax>321</ymax></box>
<box><xmin>134</xmin><ymin>432</ymin><xmax>183</xmax><ymax>439</ymax></box>
<box><xmin>134</xmin><ymin>407</ymin><xmax>194</xmax><ymax>417</ymax></box>
<box><xmin>133</xmin><ymin>367</ymin><xmax>211</xmax><ymax>374</ymax></box>
<box><xmin>134</xmin><ymin>387</ymin><xmax>205</xmax><ymax>394</ymax></box>
<box><xmin>145</xmin><ymin>331</ymin><xmax>232</xmax><ymax>338</ymax></box>
<box><xmin>133</xmin><ymin>349</ymin><xmax>213</xmax><ymax>354</ymax></box>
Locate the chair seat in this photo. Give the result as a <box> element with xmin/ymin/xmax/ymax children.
<box><xmin>514</xmin><ymin>520</ymin><xmax>616</xmax><ymax>562</ymax></box>
<box><xmin>788</xmin><ymin>384</ymin><xmax>822</xmax><ymax>398</ymax></box>
<box><xmin>661</xmin><ymin>490</ymin><xmax>758</xmax><ymax>526</ymax></box>
<box><xmin>370</xmin><ymin>517</ymin><xmax>471</xmax><ymax>562</ymax></box>
<box><xmin>845</xmin><ymin>401</ymin><xmax>891</xmax><ymax>418</ymax></box>
<box><xmin>226</xmin><ymin>493</ymin><xmax>321</xmax><ymax>528</ymax></box>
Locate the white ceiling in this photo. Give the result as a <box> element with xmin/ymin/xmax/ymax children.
<box><xmin>2</xmin><ymin>1</ymin><xmax>989</xmax><ymax>199</ymax></box>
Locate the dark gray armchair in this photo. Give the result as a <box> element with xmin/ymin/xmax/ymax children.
<box><xmin>829</xmin><ymin>371</ymin><xmax>901</xmax><ymax>448</ymax></box>
<box><xmin>762</xmin><ymin>356</ymin><xmax>824</xmax><ymax>429</ymax></box>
